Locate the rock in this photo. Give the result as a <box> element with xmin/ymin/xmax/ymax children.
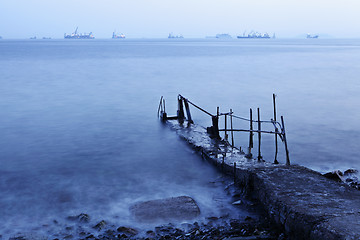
<box><xmin>232</xmin><ymin>200</ymin><xmax>242</xmax><ymax>205</ymax></box>
<box><xmin>230</xmin><ymin>219</ymin><xmax>243</xmax><ymax>230</ymax></box>
<box><xmin>146</xmin><ymin>230</ymin><xmax>156</xmax><ymax>238</ymax></box>
<box><xmin>104</xmin><ymin>229</ymin><xmax>116</xmax><ymax>236</ymax></box>
<box><xmin>67</xmin><ymin>213</ymin><xmax>90</xmax><ymax>223</ymax></box>
<box><xmin>323</xmin><ymin>170</ymin><xmax>344</xmax><ymax>182</ymax></box>
<box><xmin>117</xmin><ymin>226</ymin><xmax>138</xmax><ymax>236</ymax></box>
<box><xmin>344</xmin><ymin>169</ymin><xmax>358</xmax><ymax>175</ymax></box>
<box><xmin>93</xmin><ymin>220</ymin><xmax>107</xmax><ymax>231</ymax></box>
<box><xmin>324</xmin><ymin>169</ymin><xmax>360</xmax><ymax>190</ymax></box>
<box><xmin>130</xmin><ymin>196</ymin><xmax>200</xmax><ymax>221</ymax></box>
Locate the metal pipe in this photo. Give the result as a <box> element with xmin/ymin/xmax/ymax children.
<box><xmin>257</xmin><ymin>108</ymin><xmax>262</xmax><ymax>161</ymax></box>
<box><xmin>281</xmin><ymin>116</ymin><xmax>290</xmax><ymax>165</ymax></box>
<box><xmin>273</xmin><ymin>94</ymin><xmax>279</xmax><ymax>164</ymax></box>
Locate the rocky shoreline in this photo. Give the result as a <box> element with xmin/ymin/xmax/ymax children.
<box><xmin>8</xmin><ymin>214</ymin><xmax>283</xmax><ymax>240</ymax></box>
<box><xmin>5</xmin><ymin>177</ymin><xmax>285</xmax><ymax>240</ymax></box>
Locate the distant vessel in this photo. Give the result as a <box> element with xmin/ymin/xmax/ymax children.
<box><xmin>168</xmin><ymin>33</ymin><xmax>183</xmax><ymax>39</ymax></box>
<box><xmin>237</xmin><ymin>31</ymin><xmax>271</xmax><ymax>39</ymax></box>
<box><xmin>42</xmin><ymin>37</ymin><xmax>51</xmax><ymax>40</ymax></box>
<box><xmin>215</xmin><ymin>33</ymin><xmax>232</xmax><ymax>39</ymax></box>
<box><xmin>64</xmin><ymin>27</ymin><xmax>94</xmax><ymax>39</ymax></box>
<box><xmin>112</xmin><ymin>32</ymin><xmax>125</xmax><ymax>39</ymax></box>
<box><xmin>306</xmin><ymin>34</ymin><xmax>319</xmax><ymax>39</ymax></box>
<box><xmin>30</xmin><ymin>36</ymin><xmax>37</xmax><ymax>40</ymax></box>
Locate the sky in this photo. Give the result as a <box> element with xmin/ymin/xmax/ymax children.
<box><xmin>0</xmin><ymin>0</ymin><xmax>360</xmax><ymax>39</ymax></box>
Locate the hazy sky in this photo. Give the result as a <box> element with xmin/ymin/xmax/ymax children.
<box><xmin>1</xmin><ymin>0</ymin><xmax>359</xmax><ymax>38</ymax></box>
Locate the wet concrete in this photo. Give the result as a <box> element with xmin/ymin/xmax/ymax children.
<box><xmin>167</xmin><ymin>120</ymin><xmax>360</xmax><ymax>240</ymax></box>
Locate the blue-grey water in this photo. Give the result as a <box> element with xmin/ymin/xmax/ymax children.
<box><xmin>1</xmin><ymin>39</ymin><xmax>360</xmax><ymax>237</ymax></box>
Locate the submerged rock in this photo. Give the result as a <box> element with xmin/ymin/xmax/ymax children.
<box><xmin>67</xmin><ymin>213</ymin><xmax>90</xmax><ymax>223</ymax></box>
<box><xmin>344</xmin><ymin>169</ymin><xmax>358</xmax><ymax>175</ymax></box>
<box><xmin>323</xmin><ymin>169</ymin><xmax>360</xmax><ymax>190</ymax></box>
<box><xmin>117</xmin><ymin>226</ymin><xmax>138</xmax><ymax>236</ymax></box>
<box><xmin>93</xmin><ymin>220</ymin><xmax>107</xmax><ymax>231</ymax></box>
<box><xmin>130</xmin><ymin>195</ymin><xmax>200</xmax><ymax>221</ymax></box>
<box><xmin>323</xmin><ymin>170</ymin><xmax>344</xmax><ymax>182</ymax></box>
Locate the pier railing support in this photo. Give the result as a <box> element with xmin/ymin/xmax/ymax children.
<box><xmin>257</xmin><ymin>108</ymin><xmax>262</xmax><ymax>161</ymax></box>
<box><xmin>210</xmin><ymin>116</ymin><xmax>220</xmax><ymax>139</ymax></box>
<box><xmin>230</xmin><ymin>109</ymin><xmax>234</xmax><ymax>148</ymax></box>
<box><xmin>177</xmin><ymin>96</ymin><xmax>185</xmax><ymax>124</ymax></box>
<box><xmin>161</xmin><ymin>94</ymin><xmax>290</xmax><ymax>164</ymax></box>
<box><xmin>183</xmin><ymin>98</ymin><xmax>194</xmax><ymax>124</ymax></box>
<box><xmin>246</xmin><ymin>108</ymin><xmax>253</xmax><ymax>158</ymax></box>
<box><xmin>273</xmin><ymin>94</ymin><xmax>279</xmax><ymax>164</ymax></box>
<box><xmin>224</xmin><ymin>113</ymin><xmax>228</xmax><ymax>141</ymax></box>
<box><xmin>281</xmin><ymin>116</ymin><xmax>290</xmax><ymax>165</ymax></box>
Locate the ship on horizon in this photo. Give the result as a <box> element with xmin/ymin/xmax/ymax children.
<box><xmin>216</xmin><ymin>33</ymin><xmax>232</xmax><ymax>39</ymax></box>
<box><xmin>64</xmin><ymin>27</ymin><xmax>94</xmax><ymax>39</ymax></box>
<box><xmin>112</xmin><ymin>31</ymin><xmax>125</xmax><ymax>39</ymax></box>
<box><xmin>237</xmin><ymin>31</ymin><xmax>271</xmax><ymax>39</ymax></box>
<box><xmin>306</xmin><ymin>34</ymin><xmax>319</xmax><ymax>39</ymax></box>
<box><xmin>168</xmin><ymin>33</ymin><xmax>183</xmax><ymax>39</ymax></box>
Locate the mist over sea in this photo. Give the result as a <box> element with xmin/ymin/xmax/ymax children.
<box><xmin>0</xmin><ymin>38</ymin><xmax>360</xmax><ymax>237</ymax></box>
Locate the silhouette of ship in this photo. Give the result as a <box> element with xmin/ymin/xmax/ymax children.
<box><xmin>168</xmin><ymin>33</ymin><xmax>183</xmax><ymax>38</ymax></box>
<box><xmin>112</xmin><ymin>32</ymin><xmax>125</xmax><ymax>39</ymax></box>
<box><xmin>237</xmin><ymin>31</ymin><xmax>271</xmax><ymax>39</ymax></box>
<box><xmin>306</xmin><ymin>34</ymin><xmax>319</xmax><ymax>39</ymax></box>
<box><xmin>64</xmin><ymin>27</ymin><xmax>94</xmax><ymax>39</ymax></box>
<box><xmin>216</xmin><ymin>33</ymin><xmax>232</xmax><ymax>39</ymax></box>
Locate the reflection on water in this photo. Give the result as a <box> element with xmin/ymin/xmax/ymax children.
<box><xmin>0</xmin><ymin>39</ymin><xmax>360</xmax><ymax>237</ymax></box>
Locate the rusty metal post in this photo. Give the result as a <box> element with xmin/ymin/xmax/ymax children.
<box><xmin>257</xmin><ymin>108</ymin><xmax>262</xmax><ymax>161</ymax></box>
<box><xmin>177</xmin><ymin>96</ymin><xmax>185</xmax><ymax>124</ymax></box>
<box><xmin>224</xmin><ymin>113</ymin><xmax>228</xmax><ymax>141</ymax></box>
<box><xmin>211</xmin><ymin>108</ymin><xmax>220</xmax><ymax>139</ymax></box>
<box><xmin>281</xmin><ymin>116</ymin><xmax>290</xmax><ymax>165</ymax></box>
<box><xmin>273</xmin><ymin>94</ymin><xmax>279</xmax><ymax>164</ymax></box>
<box><xmin>211</xmin><ymin>107</ymin><xmax>220</xmax><ymax>139</ymax></box>
<box><xmin>246</xmin><ymin>108</ymin><xmax>253</xmax><ymax>158</ymax></box>
<box><xmin>183</xmin><ymin>98</ymin><xmax>194</xmax><ymax>124</ymax></box>
<box><xmin>157</xmin><ymin>96</ymin><xmax>163</xmax><ymax>118</ymax></box>
<box><xmin>163</xmin><ymin>99</ymin><xmax>166</xmax><ymax>113</ymax></box>
<box><xmin>230</xmin><ymin>109</ymin><xmax>234</xmax><ymax>147</ymax></box>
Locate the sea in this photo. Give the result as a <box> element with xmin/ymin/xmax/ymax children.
<box><xmin>0</xmin><ymin>38</ymin><xmax>360</xmax><ymax>238</ymax></box>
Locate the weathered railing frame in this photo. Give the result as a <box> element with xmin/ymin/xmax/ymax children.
<box><xmin>158</xmin><ymin>94</ymin><xmax>290</xmax><ymax>165</ymax></box>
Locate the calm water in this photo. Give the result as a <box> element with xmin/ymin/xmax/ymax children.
<box><xmin>1</xmin><ymin>39</ymin><xmax>360</xmax><ymax>237</ymax></box>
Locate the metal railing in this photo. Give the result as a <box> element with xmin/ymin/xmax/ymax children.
<box><xmin>158</xmin><ymin>94</ymin><xmax>290</xmax><ymax>165</ymax></box>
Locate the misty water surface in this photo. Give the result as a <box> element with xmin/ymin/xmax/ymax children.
<box><xmin>0</xmin><ymin>39</ymin><xmax>360</xmax><ymax>237</ymax></box>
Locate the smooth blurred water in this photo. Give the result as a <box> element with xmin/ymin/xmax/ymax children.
<box><xmin>1</xmin><ymin>39</ymin><xmax>360</xmax><ymax>237</ymax></box>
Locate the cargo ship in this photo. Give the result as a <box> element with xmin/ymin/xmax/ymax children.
<box><xmin>216</xmin><ymin>33</ymin><xmax>232</xmax><ymax>39</ymax></box>
<box><xmin>64</xmin><ymin>27</ymin><xmax>94</xmax><ymax>39</ymax></box>
<box><xmin>112</xmin><ymin>32</ymin><xmax>125</xmax><ymax>39</ymax></box>
<box><xmin>168</xmin><ymin>33</ymin><xmax>183</xmax><ymax>38</ymax></box>
<box><xmin>306</xmin><ymin>34</ymin><xmax>319</xmax><ymax>39</ymax></box>
<box><xmin>237</xmin><ymin>31</ymin><xmax>271</xmax><ymax>39</ymax></box>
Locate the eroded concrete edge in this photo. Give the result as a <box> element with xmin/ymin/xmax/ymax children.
<box><xmin>166</xmin><ymin>121</ymin><xmax>360</xmax><ymax>240</ymax></box>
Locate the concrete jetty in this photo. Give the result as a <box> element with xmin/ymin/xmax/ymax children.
<box><xmin>166</xmin><ymin>120</ymin><xmax>360</xmax><ymax>240</ymax></box>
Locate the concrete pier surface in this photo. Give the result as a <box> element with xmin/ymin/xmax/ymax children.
<box><xmin>166</xmin><ymin>120</ymin><xmax>360</xmax><ymax>240</ymax></box>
